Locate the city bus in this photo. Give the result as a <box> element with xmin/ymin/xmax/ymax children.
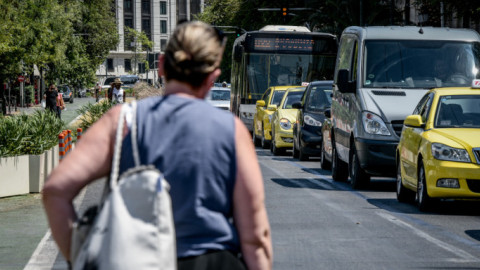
<box><xmin>230</xmin><ymin>25</ymin><xmax>338</xmax><ymax>132</ymax></box>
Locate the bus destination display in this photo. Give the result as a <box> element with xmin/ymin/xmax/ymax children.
<box><xmin>254</xmin><ymin>37</ymin><xmax>314</xmax><ymax>51</ymax></box>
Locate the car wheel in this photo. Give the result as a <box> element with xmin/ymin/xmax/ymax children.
<box><xmin>261</xmin><ymin>127</ymin><xmax>269</xmax><ymax>149</ymax></box>
<box><xmin>396</xmin><ymin>161</ymin><xmax>415</xmax><ymax>203</ymax></box>
<box><xmin>271</xmin><ymin>129</ymin><xmax>284</xmax><ymax>156</ymax></box>
<box><xmin>292</xmin><ymin>139</ymin><xmax>299</xmax><ymax>158</ymax></box>
<box><xmin>253</xmin><ymin>131</ymin><xmax>261</xmax><ymax>147</ymax></box>
<box><xmin>320</xmin><ymin>140</ymin><xmax>331</xmax><ymax>170</ymax></box>
<box><xmin>331</xmin><ymin>143</ymin><xmax>348</xmax><ymax>182</ymax></box>
<box><xmin>298</xmin><ymin>146</ymin><xmax>309</xmax><ymax>161</ymax></box>
<box><xmin>417</xmin><ymin>162</ymin><xmax>434</xmax><ymax>211</ymax></box>
<box><xmin>70</xmin><ymin>98</ymin><xmax>74</xmax><ymax>104</ymax></box>
<box><xmin>349</xmin><ymin>144</ymin><xmax>370</xmax><ymax>189</ymax></box>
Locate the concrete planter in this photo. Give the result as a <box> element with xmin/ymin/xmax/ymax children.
<box><xmin>0</xmin><ymin>155</ymin><xmax>30</xmax><ymax>198</ymax></box>
<box><xmin>29</xmin><ymin>153</ymin><xmax>45</xmax><ymax>193</ymax></box>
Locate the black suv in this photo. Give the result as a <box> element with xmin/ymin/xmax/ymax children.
<box><xmin>292</xmin><ymin>81</ymin><xmax>333</xmax><ymax>160</ymax></box>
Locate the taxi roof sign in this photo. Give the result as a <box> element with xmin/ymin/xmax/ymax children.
<box><xmin>472</xmin><ymin>79</ymin><xmax>480</xmax><ymax>88</ymax></box>
<box><xmin>301</xmin><ymin>82</ymin><xmax>310</xmax><ymax>86</ymax></box>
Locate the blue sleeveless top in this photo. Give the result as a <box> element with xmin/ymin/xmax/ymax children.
<box><xmin>118</xmin><ymin>95</ymin><xmax>239</xmax><ymax>258</ymax></box>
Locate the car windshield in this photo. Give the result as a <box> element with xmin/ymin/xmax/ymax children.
<box><xmin>122</xmin><ymin>77</ymin><xmax>138</xmax><ymax>85</ymax></box>
<box><xmin>57</xmin><ymin>86</ymin><xmax>69</xmax><ymax>93</ymax></box>
<box><xmin>247</xmin><ymin>53</ymin><xmax>336</xmax><ymax>100</ymax></box>
<box><xmin>282</xmin><ymin>91</ymin><xmax>304</xmax><ymax>109</ymax></box>
<box><xmin>306</xmin><ymin>86</ymin><xmax>332</xmax><ymax>112</ymax></box>
<box><xmin>364</xmin><ymin>40</ymin><xmax>480</xmax><ymax>89</ymax></box>
<box><xmin>103</xmin><ymin>78</ymin><xmax>115</xmax><ymax>85</ymax></box>
<box><xmin>271</xmin><ymin>90</ymin><xmax>286</xmax><ymax>106</ymax></box>
<box><xmin>435</xmin><ymin>95</ymin><xmax>480</xmax><ymax>128</ymax></box>
<box><xmin>208</xmin><ymin>89</ymin><xmax>230</xmax><ymax>101</ymax></box>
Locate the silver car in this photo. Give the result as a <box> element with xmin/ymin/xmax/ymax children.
<box><xmin>206</xmin><ymin>87</ymin><xmax>231</xmax><ymax>111</ymax></box>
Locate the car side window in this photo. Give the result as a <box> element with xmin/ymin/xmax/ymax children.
<box><xmin>413</xmin><ymin>93</ymin><xmax>433</xmax><ymax>122</ymax></box>
<box><xmin>262</xmin><ymin>89</ymin><xmax>271</xmax><ymax>106</ymax></box>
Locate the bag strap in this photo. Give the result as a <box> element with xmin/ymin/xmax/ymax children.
<box><xmin>109</xmin><ymin>100</ymin><xmax>139</xmax><ymax>189</ymax></box>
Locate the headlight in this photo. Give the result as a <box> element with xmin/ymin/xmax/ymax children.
<box><xmin>431</xmin><ymin>143</ymin><xmax>471</xmax><ymax>163</ymax></box>
<box><xmin>280</xmin><ymin>118</ymin><xmax>292</xmax><ymax>130</ymax></box>
<box><xmin>362</xmin><ymin>111</ymin><xmax>391</xmax><ymax>136</ymax></box>
<box><xmin>304</xmin><ymin>114</ymin><xmax>322</xmax><ymax>127</ymax></box>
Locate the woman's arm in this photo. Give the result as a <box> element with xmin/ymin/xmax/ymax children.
<box><xmin>233</xmin><ymin>117</ymin><xmax>273</xmax><ymax>270</ymax></box>
<box><xmin>42</xmin><ymin>105</ymin><xmax>122</xmax><ymax>260</ymax></box>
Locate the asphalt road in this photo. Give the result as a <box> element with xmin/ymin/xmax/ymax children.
<box><xmin>3</xmin><ymin>132</ymin><xmax>480</xmax><ymax>269</ymax></box>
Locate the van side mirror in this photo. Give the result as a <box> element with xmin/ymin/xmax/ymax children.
<box><xmin>404</xmin><ymin>115</ymin><xmax>424</xmax><ymax>128</ymax></box>
<box><xmin>324</xmin><ymin>108</ymin><xmax>331</xmax><ymax>118</ymax></box>
<box><xmin>267</xmin><ymin>105</ymin><xmax>277</xmax><ymax>111</ymax></box>
<box><xmin>256</xmin><ymin>100</ymin><xmax>265</xmax><ymax>107</ymax></box>
<box><xmin>292</xmin><ymin>102</ymin><xmax>302</xmax><ymax>109</ymax></box>
<box><xmin>337</xmin><ymin>69</ymin><xmax>355</xmax><ymax>94</ymax></box>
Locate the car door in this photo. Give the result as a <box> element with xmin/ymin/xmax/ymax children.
<box><xmin>400</xmin><ymin>93</ymin><xmax>434</xmax><ymax>184</ymax></box>
<box><xmin>332</xmin><ymin>34</ymin><xmax>358</xmax><ymax>161</ymax></box>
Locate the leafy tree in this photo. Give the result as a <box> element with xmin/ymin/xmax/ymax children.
<box><xmin>124</xmin><ymin>27</ymin><xmax>153</xmax><ymax>75</ymax></box>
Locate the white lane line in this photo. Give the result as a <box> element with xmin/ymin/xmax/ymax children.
<box><xmin>24</xmin><ymin>187</ymin><xmax>88</xmax><ymax>270</ymax></box>
<box><xmin>377</xmin><ymin>211</ymin><xmax>480</xmax><ymax>263</ymax></box>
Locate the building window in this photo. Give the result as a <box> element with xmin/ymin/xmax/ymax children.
<box><xmin>160</xmin><ymin>39</ymin><xmax>167</xmax><ymax>51</ymax></box>
<box><xmin>161</xmin><ymin>20</ymin><xmax>167</xmax><ymax>34</ymax></box>
<box><xmin>142</xmin><ymin>19</ymin><xmax>151</xmax><ymax>37</ymax></box>
<box><xmin>107</xmin><ymin>59</ymin><xmax>114</xmax><ymax>72</ymax></box>
<box><xmin>124</xmin><ymin>0</ymin><xmax>133</xmax><ymax>13</ymax></box>
<box><xmin>142</xmin><ymin>0</ymin><xmax>150</xmax><ymax>14</ymax></box>
<box><xmin>125</xmin><ymin>59</ymin><xmax>132</xmax><ymax>72</ymax></box>
<box><xmin>125</xmin><ymin>18</ymin><xmax>133</xmax><ymax>29</ymax></box>
<box><xmin>160</xmin><ymin>1</ymin><xmax>167</xmax><ymax>14</ymax></box>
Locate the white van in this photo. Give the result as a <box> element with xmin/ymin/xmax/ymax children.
<box><xmin>329</xmin><ymin>26</ymin><xmax>480</xmax><ymax>188</ymax></box>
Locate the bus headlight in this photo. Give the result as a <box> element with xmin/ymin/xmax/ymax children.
<box><xmin>280</xmin><ymin>118</ymin><xmax>291</xmax><ymax>130</ymax></box>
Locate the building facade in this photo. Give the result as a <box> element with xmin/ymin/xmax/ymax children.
<box><xmin>96</xmin><ymin>0</ymin><xmax>204</xmax><ymax>85</ymax></box>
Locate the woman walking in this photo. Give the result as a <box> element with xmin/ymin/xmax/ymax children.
<box><xmin>43</xmin><ymin>21</ymin><xmax>272</xmax><ymax>270</ymax></box>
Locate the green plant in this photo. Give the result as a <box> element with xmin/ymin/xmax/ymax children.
<box><xmin>25</xmin><ymin>85</ymin><xmax>35</xmax><ymax>104</ymax></box>
<box><xmin>0</xmin><ymin>110</ymin><xmax>65</xmax><ymax>156</ymax></box>
<box><xmin>76</xmin><ymin>101</ymin><xmax>113</xmax><ymax>131</ymax></box>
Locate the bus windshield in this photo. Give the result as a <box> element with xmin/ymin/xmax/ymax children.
<box><xmin>364</xmin><ymin>41</ymin><xmax>480</xmax><ymax>89</ymax></box>
<box><xmin>246</xmin><ymin>53</ymin><xmax>336</xmax><ymax>100</ymax></box>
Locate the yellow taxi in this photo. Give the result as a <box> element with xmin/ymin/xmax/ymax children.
<box><xmin>396</xmin><ymin>84</ymin><xmax>480</xmax><ymax>211</ymax></box>
<box><xmin>253</xmin><ymin>86</ymin><xmax>296</xmax><ymax>148</ymax></box>
<box><xmin>270</xmin><ymin>87</ymin><xmax>306</xmax><ymax>155</ymax></box>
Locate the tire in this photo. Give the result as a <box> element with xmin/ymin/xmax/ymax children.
<box><xmin>298</xmin><ymin>145</ymin><xmax>309</xmax><ymax>161</ymax></box>
<box><xmin>320</xmin><ymin>140</ymin><xmax>331</xmax><ymax>170</ymax></box>
<box><xmin>349</xmin><ymin>145</ymin><xmax>370</xmax><ymax>189</ymax></box>
<box><xmin>70</xmin><ymin>98</ymin><xmax>74</xmax><ymax>104</ymax></box>
<box><xmin>396</xmin><ymin>161</ymin><xmax>415</xmax><ymax>203</ymax></box>
<box><xmin>331</xmin><ymin>143</ymin><xmax>348</xmax><ymax>182</ymax></box>
<box><xmin>260</xmin><ymin>127</ymin><xmax>269</xmax><ymax>149</ymax></box>
<box><xmin>253</xmin><ymin>131</ymin><xmax>261</xmax><ymax>147</ymax></box>
<box><xmin>292</xmin><ymin>139</ymin><xmax>299</xmax><ymax>158</ymax></box>
<box><xmin>417</xmin><ymin>162</ymin><xmax>434</xmax><ymax>211</ymax></box>
<box><xmin>271</xmin><ymin>130</ymin><xmax>284</xmax><ymax>156</ymax></box>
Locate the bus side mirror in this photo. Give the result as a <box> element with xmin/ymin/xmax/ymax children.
<box><xmin>337</xmin><ymin>69</ymin><xmax>355</xmax><ymax>94</ymax></box>
<box><xmin>292</xmin><ymin>102</ymin><xmax>302</xmax><ymax>109</ymax></box>
<box><xmin>256</xmin><ymin>100</ymin><xmax>265</xmax><ymax>107</ymax></box>
<box><xmin>233</xmin><ymin>45</ymin><xmax>243</xmax><ymax>62</ymax></box>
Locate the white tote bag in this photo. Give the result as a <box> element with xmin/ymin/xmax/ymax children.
<box><xmin>72</xmin><ymin>101</ymin><xmax>176</xmax><ymax>270</ymax></box>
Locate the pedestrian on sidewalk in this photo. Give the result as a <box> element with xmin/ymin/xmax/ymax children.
<box><xmin>108</xmin><ymin>78</ymin><xmax>124</xmax><ymax>104</ymax></box>
<box><xmin>95</xmin><ymin>82</ymin><xmax>100</xmax><ymax>102</ymax></box>
<box><xmin>42</xmin><ymin>21</ymin><xmax>272</xmax><ymax>270</ymax></box>
<box><xmin>44</xmin><ymin>84</ymin><xmax>60</xmax><ymax>118</ymax></box>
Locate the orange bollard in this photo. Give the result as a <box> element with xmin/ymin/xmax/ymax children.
<box><xmin>77</xmin><ymin>128</ymin><xmax>83</xmax><ymax>141</ymax></box>
<box><xmin>59</xmin><ymin>131</ymin><xmax>66</xmax><ymax>162</ymax></box>
<box><xmin>67</xmin><ymin>130</ymin><xmax>72</xmax><ymax>153</ymax></box>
